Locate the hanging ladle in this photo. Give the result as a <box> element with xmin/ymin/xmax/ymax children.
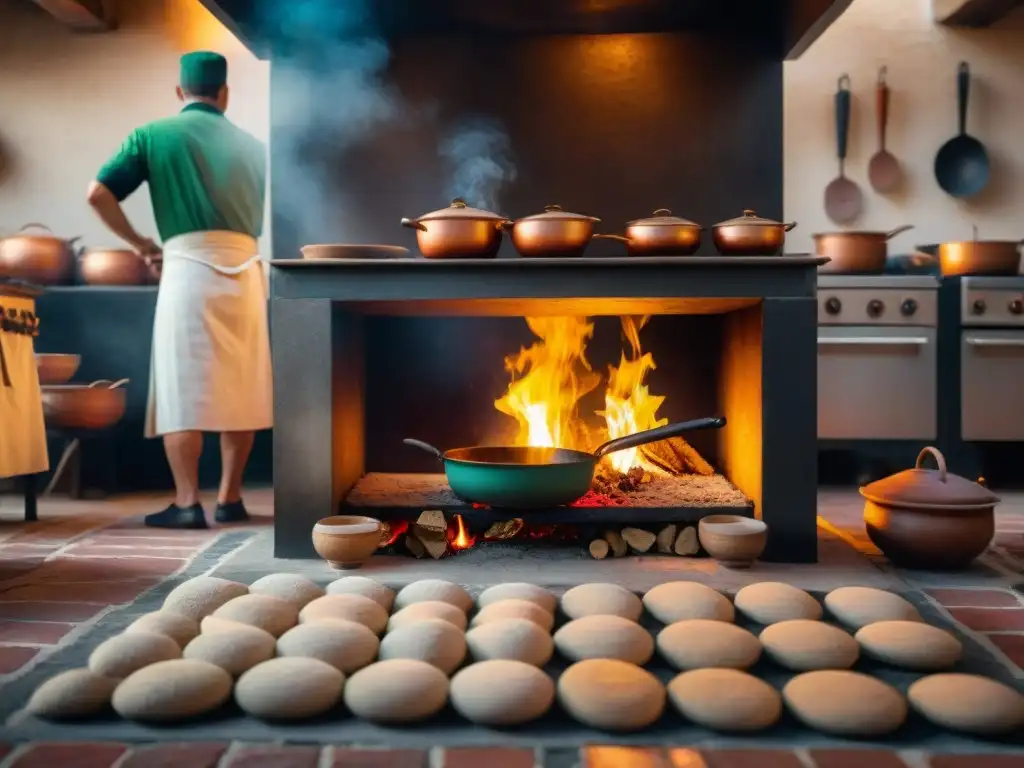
<box><xmin>824</xmin><ymin>74</ymin><xmax>863</xmax><ymax>224</ymax></box>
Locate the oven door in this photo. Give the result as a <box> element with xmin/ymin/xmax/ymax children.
<box><xmin>961</xmin><ymin>330</ymin><xmax>1024</xmax><ymax>441</ymax></box>
<box><xmin>817</xmin><ymin>326</ymin><xmax>937</xmax><ymax>440</ymax></box>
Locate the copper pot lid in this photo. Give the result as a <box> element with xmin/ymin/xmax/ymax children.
<box><xmin>414</xmin><ymin>198</ymin><xmax>508</xmax><ymax>223</ymax></box>
<box><xmin>627</xmin><ymin>209</ymin><xmax>700</xmax><ymax>228</ymax></box>
<box><xmin>516</xmin><ymin>205</ymin><xmax>600</xmax><ymax>223</ymax></box>
<box><xmin>860</xmin><ymin>447</ymin><xmax>1000</xmax><ymax>509</ymax></box>
<box><xmin>714</xmin><ymin>209</ymin><xmax>785</xmax><ymax>228</ymax></box>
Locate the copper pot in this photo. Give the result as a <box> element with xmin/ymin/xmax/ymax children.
<box><xmin>935</xmin><ymin>231</ymin><xmax>1022</xmax><ymax>276</ymax></box>
<box><xmin>400</xmin><ymin>198</ymin><xmax>510</xmax><ymax>259</ymax></box>
<box><xmin>860</xmin><ymin>446</ymin><xmax>998</xmax><ymax>570</ymax></box>
<box><xmin>598</xmin><ymin>209</ymin><xmax>703</xmax><ymax>256</ymax></box>
<box><xmin>36</xmin><ymin>353</ymin><xmax>81</xmax><ymax>385</ymax></box>
<box><xmin>41</xmin><ymin>378</ymin><xmax>128</xmax><ymax>430</ymax></box>
<box><xmin>712</xmin><ymin>210</ymin><xmax>797</xmax><ymax>256</ymax></box>
<box><xmin>814</xmin><ymin>225</ymin><xmax>915</xmax><ymax>274</ymax></box>
<box><xmin>0</xmin><ymin>223</ymin><xmax>78</xmax><ymax>284</ymax></box>
<box><xmin>78</xmin><ymin>248</ymin><xmax>154</xmax><ymax>286</ymax></box>
<box><xmin>503</xmin><ymin>205</ymin><xmax>601</xmax><ymax>258</ymax></box>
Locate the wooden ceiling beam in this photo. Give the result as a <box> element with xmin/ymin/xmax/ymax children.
<box><xmin>29</xmin><ymin>0</ymin><xmax>116</xmax><ymax>31</ymax></box>
<box><xmin>933</xmin><ymin>0</ymin><xmax>1024</xmax><ymax>27</ymax></box>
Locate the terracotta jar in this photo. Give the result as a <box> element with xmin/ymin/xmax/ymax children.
<box><xmin>859</xmin><ymin>447</ymin><xmax>998</xmax><ymax>570</ymax></box>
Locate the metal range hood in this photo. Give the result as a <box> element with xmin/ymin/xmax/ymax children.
<box><xmin>197</xmin><ymin>0</ymin><xmax>854</xmax><ymax>60</ymax></box>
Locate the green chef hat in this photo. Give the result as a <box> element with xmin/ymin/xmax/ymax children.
<box><xmin>179</xmin><ymin>51</ymin><xmax>228</xmax><ymax>93</ymax></box>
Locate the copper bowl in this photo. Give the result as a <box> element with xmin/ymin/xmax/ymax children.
<box><xmin>0</xmin><ymin>223</ymin><xmax>77</xmax><ymax>284</ymax></box>
<box><xmin>78</xmin><ymin>248</ymin><xmax>153</xmax><ymax>286</ymax></box>
<box><xmin>312</xmin><ymin>515</ymin><xmax>381</xmax><ymax>569</ymax></box>
<box><xmin>698</xmin><ymin>514</ymin><xmax>767</xmax><ymax>568</ymax></box>
<box><xmin>36</xmin><ymin>353</ymin><xmax>80</xmax><ymax>385</ymax></box>
<box><xmin>41</xmin><ymin>379</ymin><xmax>128</xmax><ymax>430</ymax></box>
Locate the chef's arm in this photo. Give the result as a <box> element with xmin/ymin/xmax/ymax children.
<box><xmin>85</xmin><ymin>181</ymin><xmax>155</xmax><ymax>253</ymax></box>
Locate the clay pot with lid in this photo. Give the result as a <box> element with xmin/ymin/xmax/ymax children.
<box><xmin>597</xmin><ymin>209</ymin><xmax>703</xmax><ymax>256</ymax></box>
<box><xmin>712</xmin><ymin>210</ymin><xmax>797</xmax><ymax>256</ymax></box>
<box><xmin>860</xmin><ymin>446</ymin><xmax>998</xmax><ymax>570</ymax></box>
<box><xmin>400</xmin><ymin>198</ymin><xmax>511</xmax><ymax>259</ymax></box>
<box><xmin>502</xmin><ymin>205</ymin><xmax>600</xmax><ymax>258</ymax></box>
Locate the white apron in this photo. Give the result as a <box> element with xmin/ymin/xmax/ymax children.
<box><xmin>145</xmin><ymin>231</ymin><xmax>273</xmax><ymax>438</ymax></box>
<box><xmin>0</xmin><ymin>293</ymin><xmax>49</xmax><ymax>478</ymax></box>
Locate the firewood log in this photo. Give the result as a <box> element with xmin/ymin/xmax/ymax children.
<box><xmin>588</xmin><ymin>539</ymin><xmax>610</xmax><ymax>560</ymax></box>
<box><xmin>603</xmin><ymin>530</ymin><xmax>628</xmax><ymax>557</ymax></box>
<box><xmin>656</xmin><ymin>524</ymin><xmax>678</xmax><ymax>554</ymax></box>
<box><xmin>622</xmin><ymin>527</ymin><xmax>656</xmax><ymax>554</ymax></box>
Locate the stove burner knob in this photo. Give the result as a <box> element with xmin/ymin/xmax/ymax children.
<box><xmin>867</xmin><ymin>299</ymin><xmax>885</xmax><ymax>318</ymax></box>
<box><xmin>972</xmin><ymin>299</ymin><xmax>987</xmax><ymax>315</ymax></box>
<box><xmin>1010</xmin><ymin>298</ymin><xmax>1024</xmax><ymax>315</ymax></box>
<box><xmin>824</xmin><ymin>297</ymin><xmax>842</xmax><ymax>315</ymax></box>
<box><xmin>900</xmin><ymin>298</ymin><xmax>918</xmax><ymax>317</ymax></box>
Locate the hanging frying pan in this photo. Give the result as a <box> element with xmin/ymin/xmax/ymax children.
<box><xmin>934</xmin><ymin>62</ymin><xmax>990</xmax><ymax>199</ymax></box>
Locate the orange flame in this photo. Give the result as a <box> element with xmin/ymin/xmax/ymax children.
<box><xmin>449</xmin><ymin>515</ymin><xmax>476</xmax><ymax>550</ymax></box>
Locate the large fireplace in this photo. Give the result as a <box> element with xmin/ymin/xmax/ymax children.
<box><xmin>198</xmin><ymin>0</ymin><xmax>852</xmax><ymax>563</ymax></box>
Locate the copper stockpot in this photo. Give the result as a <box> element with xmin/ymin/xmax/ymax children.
<box><xmin>711</xmin><ymin>210</ymin><xmax>797</xmax><ymax>256</ymax></box>
<box><xmin>814</xmin><ymin>225</ymin><xmax>915</xmax><ymax>274</ymax></box>
<box><xmin>78</xmin><ymin>248</ymin><xmax>154</xmax><ymax>286</ymax></box>
<box><xmin>400</xmin><ymin>198</ymin><xmax>510</xmax><ymax>259</ymax></box>
<box><xmin>503</xmin><ymin>205</ymin><xmax>601</xmax><ymax>258</ymax></box>
<box><xmin>0</xmin><ymin>223</ymin><xmax>78</xmax><ymax>284</ymax></box>
<box><xmin>936</xmin><ymin>239</ymin><xmax>1022</xmax><ymax>276</ymax></box>
<box><xmin>41</xmin><ymin>378</ymin><xmax>128</xmax><ymax>430</ymax></box>
<box><xmin>597</xmin><ymin>210</ymin><xmax>703</xmax><ymax>256</ymax></box>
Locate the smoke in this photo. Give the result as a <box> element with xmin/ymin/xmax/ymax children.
<box><xmin>253</xmin><ymin>0</ymin><xmax>517</xmax><ymax>242</ymax></box>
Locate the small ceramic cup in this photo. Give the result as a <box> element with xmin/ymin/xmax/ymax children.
<box><xmin>698</xmin><ymin>514</ymin><xmax>767</xmax><ymax>569</ymax></box>
<box><xmin>311</xmin><ymin>515</ymin><xmax>382</xmax><ymax>570</ymax></box>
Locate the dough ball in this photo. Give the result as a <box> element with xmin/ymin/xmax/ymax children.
<box><xmin>855</xmin><ymin>620</ymin><xmax>962</xmax><ymax>671</ymax></box>
<box><xmin>478</xmin><ymin>583</ymin><xmax>557</xmax><ymax>614</ymax></box>
<box><xmin>161</xmin><ymin>576</ymin><xmax>248</xmax><ymax>621</ymax></box>
<box><xmin>759</xmin><ymin>619</ymin><xmax>859</xmax><ymax>671</ymax></box>
<box><xmin>27</xmin><ymin>669</ymin><xmax>118</xmax><ymax>720</ymax></box>
<box><xmin>908</xmin><ymin>673</ymin><xmax>1024</xmax><ymax>736</ymax></box>
<box><xmin>210</xmin><ymin>593</ymin><xmax>299</xmax><ymax>638</ymax></box>
<box><xmin>276</xmin><ymin>620</ymin><xmax>380</xmax><ymax>674</ymax></box>
<box><xmin>824</xmin><ymin>586</ymin><xmax>922</xmax><ymax>631</ymax></box>
<box><xmin>248</xmin><ymin>573</ymin><xmax>325</xmax><ymax>609</ymax></box>
<box><xmin>668</xmin><ymin>668</ymin><xmax>782</xmax><ymax>732</ymax></box>
<box><xmin>112</xmin><ymin>660</ymin><xmax>232</xmax><ymax>722</ymax></box>
<box><xmin>300</xmin><ymin>593</ymin><xmax>389</xmax><ymax>635</ymax></box>
<box><xmin>561</xmin><ymin>583</ymin><xmax>643</xmax><ymax>622</ymax></box>
<box><xmin>557</xmin><ymin>659</ymin><xmax>665</xmax><ymax>731</ymax></box>
<box><xmin>235</xmin><ymin>657</ymin><xmax>345</xmax><ymax>721</ymax></box>
<box><xmin>554</xmin><ymin>615</ymin><xmax>654</xmax><ymax>665</ymax></box>
<box><xmin>325</xmin><ymin>575</ymin><xmax>395</xmax><ymax>611</ymax></box>
<box><xmin>344</xmin><ymin>659</ymin><xmax>449</xmax><ymax>723</ymax></box>
<box><xmin>466</xmin><ymin>618</ymin><xmax>554</xmax><ymax>667</ymax></box>
<box><xmin>642</xmin><ymin>581</ymin><xmax>734</xmax><ymax>624</ymax></box>
<box><xmin>124</xmin><ymin>611</ymin><xmax>198</xmax><ymax>648</ymax></box>
<box><xmin>394</xmin><ymin>579</ymin><xmax>473</xmax><ymax>613</ymax></box>
<box><xmin>657</xmin><ymin>620</ymin><xmax>762</xmax><ymax>670</ymax></box>
<box><xmin>88</xmin><ymin>631</ymin><xmax>181</xmax><ymax>679</ymax></box>
<box><xmin>182</xmin><ymin>624</ymin><xmax>275</xmax><ymax>676</ymax></box>
<box><xmin>734</xmin><ymin>582</ymin><xmax>822</xmax><ymax>625</ymax></box>
<box><xmin>471</xmin><ymin>599</ymin><xmax>555</xmax><ymax>631</ymax></box>
<box><xmin>782</xmin><ymin>670</ymin><xmax>907</xmax><ymax>737</ymax></box>
<box><xmin>378</xmin><ymin>618</ymin><xmax>466</xmax><ymax>675</ymax></box>
<box><xmin>450</xmin><ymin>660</ymin><xmax>555</xmax><ymax>726</ymax></box>
<box><xmin>388</xmin><ymin>601</ymin><xmax>468</xmax><ymax>632</ymax></box>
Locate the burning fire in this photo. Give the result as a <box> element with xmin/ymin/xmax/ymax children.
<box><xmin>494</xmin><ymin>315</ymin><xmax>667</xmax><ymax>474</ymax></box>
<box><xmin>448</xmin><ymin>515</ymin><xmax>476</xmax><ymax>550</ymax></box>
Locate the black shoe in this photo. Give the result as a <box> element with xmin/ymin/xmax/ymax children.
<box><xmin>144</xmin><ymin>503</ymin><xmax>209</xmax><ymax>530</ymax></box>
<box><xmin>215</xmin><ymin>499</ymin><xmax>250</xmax><ymax>524</ymax></box>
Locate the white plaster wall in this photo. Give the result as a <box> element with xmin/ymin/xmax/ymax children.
<box><xmin>785</xmin><ymin>0</ymin><xmax>1024</xmax><ymax>255</ymax></box>
<box><xmin>0</xmin><ymin>0</ymin><xmax>271</xmax><ymax>256</ymax></box>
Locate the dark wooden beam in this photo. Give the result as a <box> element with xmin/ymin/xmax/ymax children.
<box><xmin>195</xmin><ymin>0</ymin><xmax>269</xmax><ymax>59</ymax></box>
<box><xmin>30</xmin><ymin>0</ymin><xmax>115</xmax><ymax>31</ymax></box>
<box><xmin>785</xmin><ymin>0</ymin><xmax>857</xmax><ymax>60</ymax></box>
<box><xmin>933</xmin><ymin>0</ymin><xmax>1024</xmax><ymax>27</ymax></box>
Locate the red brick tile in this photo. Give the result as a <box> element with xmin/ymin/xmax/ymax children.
<box><xmin>928</xmin><ymin>589</ymin><xmax>1021</xmax><ymax>608</ymax></box>
<box><xmin>11</xmin><ymin>742</ymin><xmax>128</xmax><ymax>768</ymax></box>
<box><xmin>225</xmin><ymin>745</ymin><xmax>321</xmax><ymax>768</ymax></box>
<box><xmin>64</xmin><ymin>545</ymin><xmax>198</xmax><ymax>558</ymax></box>
<box><xmin>119</xmin><ymin>742</ymin><xmax>227</xmax><ymax>768</ymax></box>
<box><xmin>0</xmin><ymin>602</ymin><xmax>106</xmax><ymax>622</ymax></box>
<box><xmin>0</xmin><ymin>645</ymin><xmax>39</xmax><ymax>674</ymax></box>
<box><xmin>331</xmin><ymin>748</ymin><xmax>427</xmax><ymax>768</ymax></box>
<box><xmin>27</xmin><ymin>556</ymin><xmax>186</xmax><ymax>582</ymax></box>
<box><xmin>0</xmin><ymin>544</ymin><xmax>58</xmax><ymax>556</ymax></box>
<box><xmin>589</xmin><ymin>746</ymin><xmax>670</xmax><ymax>767</ymax></box>
<box><xmin>810</xmin><ymin>749</ymin><xmax>910</xmax><ymax>768</ymax></box>
<box><xmin>698</xmin><ymin>750</ymin><xmax>803</xmax><ymax>768</ymax></box>
<box><xmin>948</xmin><ymin>608</ymin><xmax>1024</xmax><ymax>632</ymax></box>
<box><xmin>0</xmin><ymin>620</ymin><xmax>74</xmax><ymax>644</ymax></box>
<box><xmin>0</xmin><ymin>580</ymin><xmax>160</xmax><ymax>604</ymax></box>
<box><xmin>988</xmin><ymin>633</ymin><xmax>1024</xmax><ymax>668</ymax></box>
<box><xmin>444</xmin><ymin>748</ymin><xmax>535</xmax><ymax>768</ymax></box>
<box><xmin>666</xmin><ymin>752</ymin><xmax>708</xmax><ymax>768</ymax></box>
<box><xmin>930</xmin><ymin>757</ymin><xmax>1024</xmax><ymax>768</ymax></box>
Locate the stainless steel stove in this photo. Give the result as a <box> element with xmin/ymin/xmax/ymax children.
<box><xmin>817</xmin><ymin>275</ymin><xmax>940</xmax><ymax>441</ymax></box>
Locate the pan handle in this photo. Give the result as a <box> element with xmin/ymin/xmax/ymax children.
<box><xmin>835</xmin><ymin>74</ymin><xmax>852</xmax><ymax>169</ymax></box>
<box><xmin>400</xmin><ymin>218</ymin><xmax>428</xmax><ymax>233</ymax></box>
<box><xmin>403</xmin><ymin>438</ymin><xmax>444</xmax><ymax>460</ymax></box>
<box><xmin>593</xmin><ymin>416</ymin><xmax>726</xmax><ymax>459</ymax></box>
<box><xmin>884</xmin><ymin>225</ymin><xmax>914</xmax><ymax>240</ymax></box>
<box><xmin>593</xmin><ymin>234</ymin><xmax>630</xmax><ymax>243</ymax></box>
<box><xmin>957</xmin><ymin>61</ymin><xmax>970</xmax><ymax>136</ymax></box>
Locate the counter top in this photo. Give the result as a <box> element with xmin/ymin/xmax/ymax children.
<box><xmin>271</xmin><ymin>255</ymin><xmax>828</xmax><ymax>269</ymax></box>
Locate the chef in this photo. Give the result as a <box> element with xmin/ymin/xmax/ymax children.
<box><xmin>86</xmin><ymin>51</ymin><xmax>272</xmax><ymax>530</ymax></box>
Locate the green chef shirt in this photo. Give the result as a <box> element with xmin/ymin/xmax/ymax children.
<box><xmin>95</xmin><ymin>103</ymin><xmax>266</xmax><ymax>243</ymax></box>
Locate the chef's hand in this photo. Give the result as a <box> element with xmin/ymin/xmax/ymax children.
<box><xmin>135</xmin><ymin>237</ymin><xmax>161</xmax><ymax>257</ymax></box>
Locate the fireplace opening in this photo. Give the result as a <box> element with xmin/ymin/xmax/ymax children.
<box><xmin>344</xmin><ymin>309</ymin><xmax>759</xmax><ymax>560</ymax></box>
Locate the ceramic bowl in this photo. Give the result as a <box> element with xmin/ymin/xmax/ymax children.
<box><xmin>698</xmin><ymin>514</ymin><xmax>767</xmax><ymax>569</ymax></box>
<box><xmin>35</xmin><ymin>353</ymin><xmax>80</xmax><ymax>385</ymax></box>
<box><xmin>312</xmin><ymin>515</ymin><xmax>381</xmax><ymax>570</ymax></box>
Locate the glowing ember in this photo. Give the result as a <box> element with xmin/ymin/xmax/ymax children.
<box><xmin>448</xmin><ymin>514</ymin><xmax>476</xmax><ymax>550</ymax></box>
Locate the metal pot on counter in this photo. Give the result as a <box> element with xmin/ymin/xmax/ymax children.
<box><xmin>0</xmin><ymin>224</ymin><xmax>79</xmax><ymax>284</ymax></box>
<box><xmin>918</xmin><ymin>229</ymin><xmax>1023</xmax><ymax>276</ymax></box>
<box><xmin>711</xmin><ymin>210</ymin><xmax>797</xmax><ymax>256</ymax></box>
<box><xmin>400</xmin><ymin>198</ymin><xmax>510</xmax><ymax>259</ymax></box>
<box><xmin>596</xmin><ymin>209</ymin><xmax>703</xmax><ymax>256</ymax></box>
<box><xmin>814</xmin><ymin>225</ymin><xmax>915</xmax><ymax>274</ymax></box>
<box><xmin>78</xmin><ymin>248</ymin><xmax>156</xmax><ymax>286</ymax></box>
<box><xmin>503</xmin><ymin>205</ymin><xmax>601</xmax><ymax>258</ymax></box>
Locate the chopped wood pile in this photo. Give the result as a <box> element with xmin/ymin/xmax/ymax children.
<box><xmin>587</xmin><ymin>523</ymin><xmax>700</xmax><ymax>560</ymax></box>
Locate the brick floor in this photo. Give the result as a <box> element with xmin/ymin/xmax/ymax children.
<box><xmin>0</xmin><ymin>645</ymin><xmax>39</xmax><ymax>674</ymax></box>
<box><xmin>947</xmin><ymin>608</ymin><xmax>1024</xmax><ymax>632</ymax></box>
<box><xmin>331</xmin><ymin>748</ymin><xmax>427</xmax><ymax>767</ymax></box>
<box><xmin>118</xmin><ymin>742</ymin><xmax>227</xmax><ymax>768</ymax></box>
<box><xmin>697</xmin><ymin>749</ymin><xmax>805</xmax><ymax>768</ymax></box>
<box><xmin>9</xmin><ymin>741</ymin><xmax>128</xmax><ymax>768</ymax></box>
<box><xmin>0</xmin><ymin>601</ymin><xmax>107</xmax><ymax>622</ymax></box>
<box><xmin>0</xmin><ymin>619</ymin><xmax>74</xmax><ymax>644</ymax></box>
<box><xmin>444</xmin><ymin>748</ymin><xmax>535</xmax><ymax>768</ymax></box>
<box><xmin>809</xmin><ymin>749</ymin><xmax>911</xmax><ymax>768</ymax></box>
<box><xmin>225</xmin><ymin>744</ymin><xmax>321</xmax><ymax>768</ymax></box>
<box><xmin>928</xmin><ymin>589</ymin><xmax>1021</xmax><ymax>608</ymax></box>
<box><xmin>987</xmin><ymin>632</ymin><xmax>1024</xmax><ymax>668</ymax></box>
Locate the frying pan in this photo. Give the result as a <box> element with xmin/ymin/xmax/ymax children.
<box><xmin>934</xmin><ymin>62</ymin><xmax>990</xmax><ymax>199</ymax></box>
<box><xmin>404</xmin><ymin>416</ymin><xmax>726</xmax><ymax>509</ymax></box>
